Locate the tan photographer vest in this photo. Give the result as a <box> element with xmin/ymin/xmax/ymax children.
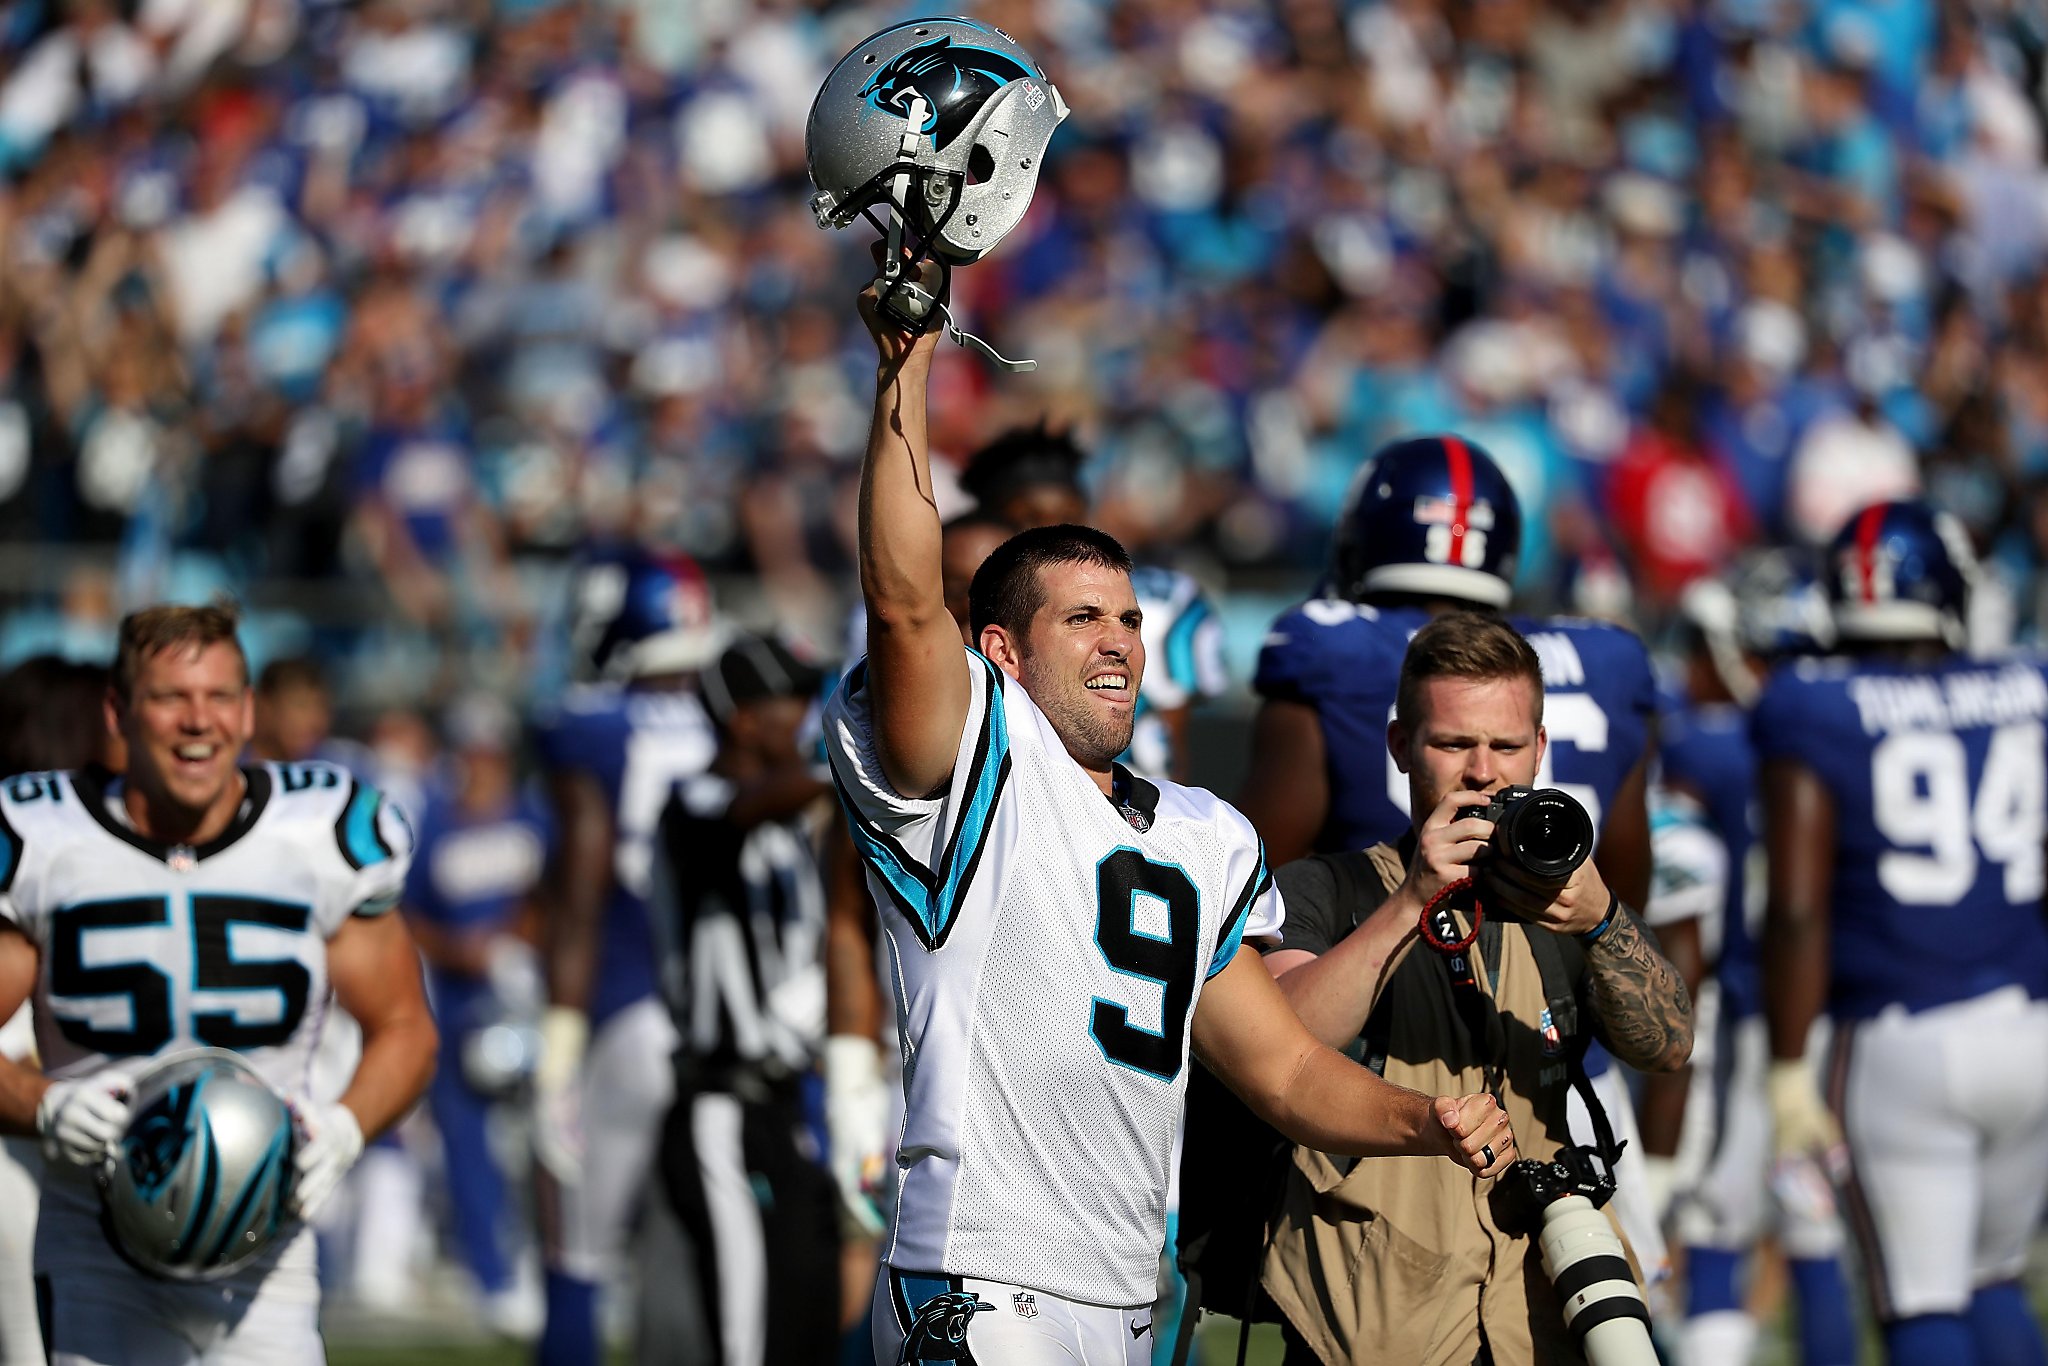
<box><xmin>1259</xmin><ymin>844</ymin><xmax>1642</xmax><ymax>1366</ymax></box>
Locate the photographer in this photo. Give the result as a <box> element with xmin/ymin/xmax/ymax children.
<box><xmin>1259</xmin><ymin>613</ymin><xmax>1692</xmax><ymax>1365</ymax></box>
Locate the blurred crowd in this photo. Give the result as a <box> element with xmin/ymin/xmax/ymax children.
<box><xmin>0</xmin><ymin>0</ymin><xmax>2044</xmax><ymax>709</ymax></box>
<box><xmin>0</xmin><ymin>0</ymin><xmax>2046</xmax><ymax>1351</ymax></box>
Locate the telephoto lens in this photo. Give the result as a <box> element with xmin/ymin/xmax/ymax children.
<box><xmin>1537</xmin><ymin>1195</ymin><xmax>1658</xmax><ymax>1366</ymax></box>
<box><xmin>1482</xmin><ymin>785</ymin><xmax>1595</xmax><ymax>883</ymax></box>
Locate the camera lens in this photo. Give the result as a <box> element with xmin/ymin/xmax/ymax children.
<box><xmin>1497</xmin><ymin>788</ymin><xmax>1593</xmax><ymax>882</ymax></box>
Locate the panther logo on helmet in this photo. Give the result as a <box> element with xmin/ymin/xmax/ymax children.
<box><xmin>99</xmin><ymin>1050</ymin><xmax>295</xmax><ymax>1283</ymax></box>
<box><xmin>858</xmin><ymin>36</ymin><xmax>1036</xmax><ymax>147</ymax></box>
<box><xmin>122</xmin><ymin>1078</ymin><xmax>203</xmax><ymax>1203</ymax></box>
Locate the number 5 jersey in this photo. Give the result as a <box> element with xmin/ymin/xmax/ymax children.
<box><xmin>1751</xmin><ymin>654</ymin><xmax>2048</xmax><ymax>1018</ymax></box>
<box><xmin>823</xmin><ymin>649</ymin><xmax>1282</xmax><ymax>1308</ymax></box>
<box><xmin>0</xmin><ymin>761</ymin><xmax>413</xmax><ymax>1093</ymax></box>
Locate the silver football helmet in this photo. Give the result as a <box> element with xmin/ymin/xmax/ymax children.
<box><xmin>100</xmin><ymin>1049</ymin><xmax>296</xmax><ymax>1282</ymax></box>
<box><xmin>808</xmin><ymin>17</ymin><xmax>1067</xmax><ymax>264</ymax></box>
<box><xmin>808</xmin><ymin>17</ymin><xmax>1067</xmax><ymax>370</ymax></box>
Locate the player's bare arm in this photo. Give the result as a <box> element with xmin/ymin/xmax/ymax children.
<box><xmin>327</xmin><ymin>910</ymin><xmax>437</xmax><ymax>1141</ymax></box>
<box><xmin>1636</xmin><ymin>912</ymin><xmax>1703</xmax><ymax>1156</ymax></box>
<box><xmin>541</xmin><ymin>767</ymin><xmax>612</xmax><ymax>1015</ymax></box>
<box><xmin>1760</xmin><ymin>756</ymin><xmax>1835</xmax><ymax>1062</ymax></box>
<box><xmin>1489</xmin><ymin>854</ymin><xmax>1693</xmax><ymax>1073</ymax></box>
<box><xmin>1237</xmin><ymin>698</ymin><xmax>1329</xmax><ymax>865</ymax></box>
<box><xmin>1595</xmin><ymin>749</ymin><xmax>1654</xmax><ymax>910</ymax></box>
<box><xmin>1193</xmin><ymin>945</ymin><xmax>1513</xmax><ymax>1176</ymax></box>
<box><xmin>1265</xmin><ymin>790</ymin><xmax>1497</xmax><ymax>1049</ymax></box>
<box><xmin>0</xmin><ymin>924</ymin><xmax>45</xmax><ymax>1133</ymax></box>
<box><xmin>856</xmin><ymin>264</ymin><xmax>968</xmax><ymax>799</ymax></box>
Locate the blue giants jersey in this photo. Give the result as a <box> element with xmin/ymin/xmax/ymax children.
<box><xmin>1751</xmin><ymin>654</ymin><xmax>2048</xmax><ymax>1018</ymax></box>
<box><xmin>1254</xmin><ymin>599</ymin><xmax>1657</xmax><ymax>853</ymax></box>
<box><xmin>533</xmin><ymin>684</ymin><xmax>717</xmax><ymax>1027</ymax></box>
<box><xmin>1659</xmin><ymin>702</ymin><xmax>1761</xmax><ymax>1018</ymax></box>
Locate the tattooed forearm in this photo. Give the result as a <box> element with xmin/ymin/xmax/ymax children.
<box><xmin>1584</xmin><ymin>906</ymin><xmax>1694</xmax><ymax>1072</ymax></box>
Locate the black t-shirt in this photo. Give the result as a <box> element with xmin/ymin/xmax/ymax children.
<box><xmin>1269</xmin><ymin>847</ymin><xmax>1592</xmax><ymax>1078</ymax></box>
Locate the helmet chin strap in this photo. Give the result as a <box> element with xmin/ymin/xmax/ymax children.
<box><xmin>870</xmin><ymin>94</ymin><xmax>1038</xmax><ymax>374</ymax></box>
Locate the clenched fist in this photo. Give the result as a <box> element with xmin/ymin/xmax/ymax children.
<box><xmin>1434</xmin><ymin>1092</ymin><xmax>1516</xmax><ymax>1179</ymax></box>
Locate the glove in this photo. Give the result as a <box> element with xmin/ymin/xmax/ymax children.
<box><xmin>1639</xmin><ymin>1154</ymin><xmax>1678</xmax><ymax>1226</ymax></box>
<box><xmin>532</xmin><ymin>1006</ymin><xmax>588</xmax><ymax>1184</ymax></box>
<box><xmin>36</xmin><ymin>1069</ymin><xmax>136</xmax><ymax>1168</ymax></box>
<box><xmin>290</xmin><ymin>1101</ymin><xmax>364</xmax><ymax>1221</ymax></box>
<box><xmin>1767</xmin><ymin>1058</ymin><xmax>1845</xmax><ymax>1164</ymax></box>
<box><xmin>824</xmin><ymin>1035</ymin><xmax>891</xmax><ymax>1239</ymax></box>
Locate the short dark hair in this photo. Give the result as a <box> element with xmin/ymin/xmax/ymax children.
<box><xmin>958</xmin><ymin>421</ymin><xmax>1087</xmax><ymax>508</ymax></box>
<box><xmin>113</xmin><ymin>601</ymin><xmax>248</xmax><ymax>701</ymax></box>
<box><xmin>0</xmin><ymin>656</ymin><xmax>110</xmax><ymax>776</ymax></box>
<box><xmin>256</xmin><ymin>656</ymin><xmax>327</xmax><ymax>698</ymax></box>
<box><xmin>942</xmin><ymin>508</ymin><xmax>1016</xmax><ymax>542</ymax></box>
<box><xmin>969</xmin><ymin>524</ymin><xmax>1132</xmax><ymax>639</ymax></box>
<box><xmin>1395</xmin><ymin>611</ymin><xmax>1544</xmax><ymax>730</ymax></box>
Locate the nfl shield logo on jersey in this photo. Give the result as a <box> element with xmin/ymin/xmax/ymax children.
<box><xmin>1012</xmin><ymin>1292</ymin><xmax>1037</xmax><ymax>1319</ymax></box>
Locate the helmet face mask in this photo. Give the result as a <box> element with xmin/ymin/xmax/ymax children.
<box><xmin>807</xmin><ymin>19</ymin><xmax>1069</xmax><ymax>267</ymax></box>
<box><xmin>100</xmin><ymin>1049</ymin><xmax>296</xmax><ymax>1283</ymax></box>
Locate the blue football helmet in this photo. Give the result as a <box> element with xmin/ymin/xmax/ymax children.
<box><xmin>1824</xmin><ymin>499</ymin><xmax>1975</xmax><ymax>646</ymax></box>
<box><xmin>570</xmin><ymin>548</ymin><xmax>724</xmax><ymax>681</ymax></box>
<box><xmin>1331</xmin><ymin>435</ymin><xmax>1524</xmax><ymax>608</ymax></box>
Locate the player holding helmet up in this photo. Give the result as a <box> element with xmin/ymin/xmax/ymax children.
<box><xmin>0</xmin><ymin>602</ymin><xmax>437</xmax><ymax>1364</ymax></box>
<box><xmin>1760</xmin><ymin>500</ymin><xmax>2048</xmax><ymax>1365</ymax></box>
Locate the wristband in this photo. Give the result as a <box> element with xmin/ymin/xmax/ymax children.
<box><xmin>1417</xmin><ymin>878</ymin><xmax>1481</xmax><ymax>955</ymax></box>
<box><xmin>1578</xmin><ymin>895</ymin><xmax>1620</xmax><ymax>946</ymax></box>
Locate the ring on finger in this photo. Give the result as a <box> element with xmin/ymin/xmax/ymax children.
<box><xmin>1480</xmin><ymin>1144</ymin><xmax>1496</xmax><ymax>1167</ymax></box>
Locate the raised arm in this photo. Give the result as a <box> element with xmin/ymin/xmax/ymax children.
<box><xmin>856</xmin><ymin>269</ymin><xmax>970</xmax><ymax>798</ymax></box>
<box><xmin>1193</xmin><ymin>947</ymin><xmax>1512</xmax><ymax>1174</ymax></box>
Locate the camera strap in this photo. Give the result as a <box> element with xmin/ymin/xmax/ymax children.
<box><xmin>1422</xmin><ymin>885</ymin><xmax>1627</xmax><ymax>1174</ymax></box>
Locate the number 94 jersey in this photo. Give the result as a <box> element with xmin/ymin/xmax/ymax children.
<box><xmin>0</xmin><ymin>762</ymin><xmax>413</xmax><ymax>1095</ymax></box>
<box><xmin>824</xmin><ymin>650</ymin><xmax>1281</xmax><ymax>1309</ymax></box>
<box><xmin>1752</xmin><ymin>655</ymin><xmax>2048</xmax><ymax>1019</ymax></box>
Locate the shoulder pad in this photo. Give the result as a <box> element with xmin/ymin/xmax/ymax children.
<box><xmin>334</xmin><ymin>776</ymin><xmax>407</xmax><ymax>872</ymax></box>
<box><xmin>270</xmin><ymin>760</ymin><xmax>352</xmax><ymax>799</ymax></box>
<box><xmin>0</xmin><ymin>770</ymin><xmax>70</xmax><ymax>893</ymax></box>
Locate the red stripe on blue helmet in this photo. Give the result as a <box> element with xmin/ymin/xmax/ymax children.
<box><xmin>1855</xmin><ymin>503</ymin><xmax>1887</xmax><ymax>603</ymax></box>
<box><xmin>1443</xmin><ymin>435</ymin><xmax>1473</xmax><ymax>568</ymax></box>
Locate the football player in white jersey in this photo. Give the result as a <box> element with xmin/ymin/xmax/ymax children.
<box><xmin>836</xmin><ymin>271</ymin><xmax>1513</xmax><ymax>1365</ymax></box>
<box><xmin>0</xmin><ymin>603</ymin><xmax>437</xmax><ymax>1366</ymax></box>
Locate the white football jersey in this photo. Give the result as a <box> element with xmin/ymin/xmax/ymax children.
<box><xmin>0</xmin><ymin>761</ymin><xmax>412</xmax><ymax>1096</ymax></box>
<box><xmin>824</xmin><ymin>649</ymin><xmax>1281</xmax><ymax>1307</ymax></box>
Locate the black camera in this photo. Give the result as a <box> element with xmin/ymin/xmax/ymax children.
<box><xmin>1477</xmin><ymin>785</ymin><xmax>1595</xmax><ymax>884</ymax></box>
<box><xmin>1490</xmin><ymin>1142</ymin><xmax>1618</xmax><ymax>1237</ymax></box>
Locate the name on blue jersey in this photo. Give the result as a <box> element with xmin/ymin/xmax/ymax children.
<box><xmin>1846</xmin><ymin>662</ymin><xmax>2048</xmax><ymax>735</ymax></box>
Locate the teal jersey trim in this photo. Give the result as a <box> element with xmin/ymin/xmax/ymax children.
<box><xmin>834</xmin><ymin>652</ymin><xmax>1012</xmax><ymax>951</ymax></box>
<box><xmin>1207</xmin><ymin>841</ymin><xmax>1270</xmax><ymax>979</ymax></box>
<box><xmin>335</xmin><ymin>780</ymin><xmax>393</xmax><ymax>871</ymax></box>
<box><xmin>1164</xmin><ymin>594</ymin><xmax>1213</xmax><ymax>695</ymax></box>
